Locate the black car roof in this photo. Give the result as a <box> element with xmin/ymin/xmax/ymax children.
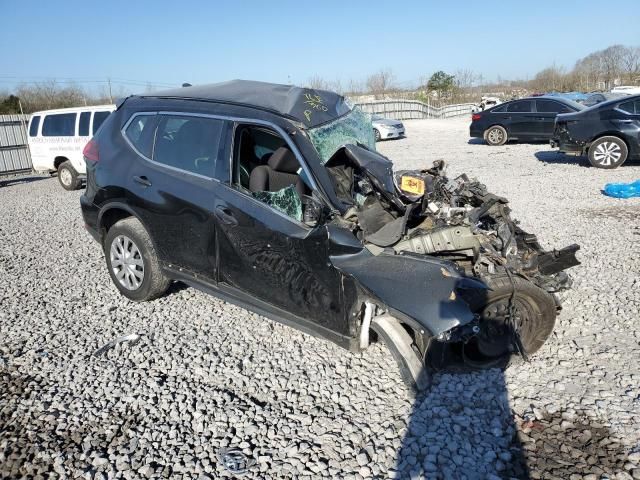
<box><xmin>134</xmin><ymin>79</ymin><xmax>351</xmax><ymax>128</ymax></box>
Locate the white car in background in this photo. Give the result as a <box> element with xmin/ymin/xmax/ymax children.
<box><xmin>28</xmin><ymin>104</ymin><xmax>115</xmax><ymax>190</ymax></box>
<box><xmin>611</xmin><ymin>86</ymin><xmax>640</xmax><ymax>95</ymax></box>
<box><xmin>371</xmin><ymin>114</ymin><xmax>405</xmax><ymax>141</ymax></box>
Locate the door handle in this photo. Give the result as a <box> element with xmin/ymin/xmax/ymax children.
<box><xmin>133</xmin><ymin>175</ymin><xmax>152</xmax><ymax>187</ymax></box>
<box><xmin>215</xmin><ymin>206</ymin><xmax>238</xmax><ymax>226</ymax></box>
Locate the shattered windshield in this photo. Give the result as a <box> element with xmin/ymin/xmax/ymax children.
<box><xmin>307</xmin><ymin>108</ymin><xmax>376</xmax><ymax>164</ymax></box>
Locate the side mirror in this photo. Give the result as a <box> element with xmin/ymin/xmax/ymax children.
<box><xmin>301</xmin><ymin>194</ymin><xmax>329</xmax><ymax>227</ymax></box>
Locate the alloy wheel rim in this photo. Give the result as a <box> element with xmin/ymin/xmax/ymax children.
<box><xmin>60</xmin><ymin>168</ymin><xmax>72</xmax><ymax>186</ymax></box>
<box><xmin>110</xmin><ymin>235</ymin><xmax>145</xmax><ymax>290</ymax></box>
<box><xmin>488</xmin><ymin>128</ymin><xmax>504</xmax><ymax>144</ymax></box>
<box><xmin>593</xmin><ymin>142</ymin><xmax>622</xmax><ymax>166</ymax></box>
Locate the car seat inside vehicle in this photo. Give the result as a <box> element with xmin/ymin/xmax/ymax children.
<box><xmin>235</xmin><ymin>126</ymin><xmax>309</xmax><ymax>195</ymax></box>
<box><xmin>249</xmin><ymin>147</ymin><xmax>307</xmax><ymax>197</ymax></box>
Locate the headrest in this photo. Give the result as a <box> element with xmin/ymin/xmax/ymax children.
<box><xmin>268</xmin><ymin>147</ymin><xmax>299</xmax><ymax>174</ymax></box>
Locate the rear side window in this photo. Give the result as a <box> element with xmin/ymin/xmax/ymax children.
<box><xmin>124</xmin><ymin>114</ymin><xmax>157</xmax><ymax>158</ymax></box>
<box><xmin>153</xmin><ymin>115</ymin><xmax>225</xmax><ymax>179</ymax></box>
<box><xmin>619</xmin><ymin>101</ymin><xmax>639</xmax><ymax>114</ymax></box>
<box><xmin>506</xmin><ymin>101</ymin><xmax>532</xmax><ymax>113</ymax></box>
<box><xmin>42</xmin><ymin>113</ymin><xmax>77</xmax><ymax>136</ymax></box>
<box><xmin>490</xmin><ymin>104</ymin><xmax>507</xmax><ymax>113</ymax></box>
<box><xmin>78</xmin><ymin>112</ymin><xmax>91</xmax><ymax>136</ymax></box>
<box><xmin>536</xmin><ymin>100</ymin><xmax>569</xmax><ymax>113</ymax></box>
<box><xmin>92</xmin><ymin>111</ymin><xmax>111</xmax><ymax>135</ymax></box>
<box><xmin>29</xmin><ymin>116</ymin><xmax>40</xmax><ymax>136</ymax></box>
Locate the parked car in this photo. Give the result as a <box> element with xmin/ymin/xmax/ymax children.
<box><xmin>371</xmin><ymin>114</ymin><xmax>405</xmax><ymax>141</ymax></box>
<box><xmin>472</xmin><ymin>97</ymin><xmax>502</xmax><ymax>113</ymax></box>
<box><xmin>551</xmin><ymin>95</ymin><xmax>640</xmax><ymax>169</ymax></box>
<box><xmin>611</xmin><ymin>86</ymin><xmax>640</xmax><ymax>95</ymax></box>
<box><xmin>28</xmin><ymin>105</ymin><xmax>115</xmax><ymax>190</ymax></box>
<box><xmin>81</xmin><ymin>80</ymin><xmax>579</xmax><ymax>388</ymax></box>
<box><xmin>470</xmin><ymin>96</ymin><xmax>585</xmax><ymax>146</ymax></box>
<box><xmin>581</xmin><ymin>92</ymin><xmax>626</xmax><ymax>107</ymax></box>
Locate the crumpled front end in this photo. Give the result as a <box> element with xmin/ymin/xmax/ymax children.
<box><xmin>325</xmin><ymin>145</ymin><xmax>580</xmax><ymax>374</ymax></box>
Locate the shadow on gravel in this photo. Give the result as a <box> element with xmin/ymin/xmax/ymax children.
<box><xmin>0</xmin><ymin>175</ymin><xmax>51</xmax><ymax>187</ymax></box>
<box><xmin>394</xmin><ymin>368</ymin><xmax>530</xmax><ymax>479</ymax></box>
<box><xmin>395</xmin><ymin>366</ymin><xmax>632</xmax><ymax>479</ymax></box>
<box><xmin>534</xmin><ymin>151</ymin><xmax>589</xmax><ymax>166</ymax></box>
<box><xmin>467</xmin><ymin>138</ymin><xmax>485</xmax><ymax>145</ymax></box>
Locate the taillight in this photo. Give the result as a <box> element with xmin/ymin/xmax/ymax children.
<box><xmin>83</xmin><ymin>139</ymin><xmax>99</xmax><ymax>163</ymax></box>
<box><xmin>472</xmin><ymin>113</ymin><xmax>482</xmax><ymax>121</ymax></box>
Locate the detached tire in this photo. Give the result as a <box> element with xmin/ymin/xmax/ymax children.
<box><xmin>484</xmin><ymin>125</ymin><xmax>508</xmax><ymax>146</ymax></box>
<box><xmin>588</xmin><ymin>136</ymin><xmax>628</xmax><ymax>169</ymax></box>
<box><xmin>104</xmin><ymin>217</ymin><xmax>170</xmax><ymax>301</ymax></box>
<box><xmin>426</xmin><ymin>275</ymin><xmax>556</xmax><ymax>371</ymax></box>
<box><xmin>57</xmin><ymin>161</ymin><xmax>82</xmax><ymax>191</ymax></box>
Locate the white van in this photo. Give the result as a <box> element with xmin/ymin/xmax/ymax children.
<box><xmin>28</xmin><ymin>105</ymin><xmax>115</xmax><ymax>190</ymax></box>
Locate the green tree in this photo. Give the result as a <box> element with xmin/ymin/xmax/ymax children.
<box><xmin>427</xmin><ymin>71</ymin><xmax>455</xmax><ymax>99</ymax></box>
<box><xmin>0</xmin><ymin>95</ymin><xmax>21</xmax><ymax>114</ymax></box>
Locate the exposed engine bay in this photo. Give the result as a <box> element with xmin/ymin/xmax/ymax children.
<box><xmin>324</xmin><ymin>144</ymin><xmax>580</xmax><ymax>371</ymax></box>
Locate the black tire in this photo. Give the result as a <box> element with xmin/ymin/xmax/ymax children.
<box><xmin>57</xmin><ymin>161</ymin><xmax>82</xmax><ymax>191</ymax></box>
<box><xmin>103</xmin><ymin>217</ymin><xmax>170</xmax><ymax>301</ymax></box>
<box><xmin>426</xmin><ymin>275</ymin><xmax>556</xmax><ymax>371</ymax></box>
<box><xmin>373</xmin><ymin>128</ymin><xmax>381</xmax><ymax>141</ymax></box>
<box><xmin>484</xmin><ymin>125</ymin><xmax>508</xmax><ymax>146</ymax></box>
<box><xmin>588</xmin><ymin>136</ymin><xmax>628</xmax><ymax>169</ymax></box>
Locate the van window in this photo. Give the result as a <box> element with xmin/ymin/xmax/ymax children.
<box><xmin>92</xmin><ymin>111</ymin><xmax>111</xmax><ymax>135</ymax></box>
<box><xmin>29</xmin><ymin>116</ymin><xmax>41</xmax><ymax>136</ymax></box>
<box><xmin>153</xmin><ymin>115</ymin><xmax>224</xmax><ymax>178</ymax></box>
<box><xmin>42</xmin><ymin>113</ymin><xmax>77</xmax><ymax>136</ymax></box>
<box><xmin>124</xmin><ymin>114</ymin><xmax>156</xmax><ymax>158</ymax></box>
<box><xmin>79</xmin><ymin>112</ymin><xmax>91</xmax><ymax>136</ymax></box>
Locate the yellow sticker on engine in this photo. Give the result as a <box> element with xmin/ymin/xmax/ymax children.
<box><xmin>400</xmin><ymin>176</ymin><xmax>425</xmax><ymax>195</ymax></box>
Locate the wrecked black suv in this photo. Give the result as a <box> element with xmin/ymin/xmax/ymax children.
<box><xmin>80</xmin><ymin>80</ymin><xmax>580</xmax><ymax>389</ymax></box>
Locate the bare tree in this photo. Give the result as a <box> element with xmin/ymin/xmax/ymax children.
<box><xmin>366</xmin><ymin>69</ymin><xmax>395</xmax><ymax>99</ymax></box>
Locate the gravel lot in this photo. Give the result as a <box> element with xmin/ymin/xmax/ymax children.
<box><xmin>1</xmin><ymin>117</ymin><xmax>639</xmax><ymax>479</ymax></box>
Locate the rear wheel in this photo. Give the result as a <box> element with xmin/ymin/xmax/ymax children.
<box><xmin>374</xmin><ymin>128</ymin><xmax>381</xmax><ymax>141</ymax></box>
<box><xmin>57</xmin><ymin>161</ymin><xmax>82</xmax><ymax>190</ymax></box>
<box><xmin>426</xmin><ymin>275</ymin><xmax>556</xmax><ymax>371</ymax></box>
<box><xmin>104</xmin><ymin>217</ymin><xmax>170</xmax><ymax>301</ymax></box>
<box><xmin>588</xmin><ymin>136</ymin><xmax>628</xmax><ymax>169</ymax></box>
<box><xmin>484</xmin><ymin>125</ymin><xmax>508</xmax><ymax>146</ymax></box>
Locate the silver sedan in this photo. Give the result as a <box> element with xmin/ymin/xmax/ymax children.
<box><xmin>371</xmin><ymin>115</ymin><xmax>405</xmax><ymax>141</ymax></box>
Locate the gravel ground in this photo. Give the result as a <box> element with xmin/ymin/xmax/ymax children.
<box><xmin>1</xmin><ymin>118</ymin><xmax>639</xmax><ymax>479</ymax></box>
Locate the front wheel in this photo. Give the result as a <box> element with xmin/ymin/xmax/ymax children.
<box><xmin>373</xmin><ymin>128</ymin><xmax>381</xmax><ymax>141</ymax></box>
<box><xmin>588</xmin><ymin>136</ymin><xmax>628</xmax><ymax>169</ymax></box>
<box><xmin>57</xmin><ymin>161</ymin><xmax>82</xmax><ymax>190</ymax></box>
<box><xmin>484</xmin><ymin>125</ymin><xmax>508</xmax><ymax>146</ymax></box>
<box><xmin>425</xmin><ymin>275</ymin><xmax>557</xmax><ymax>371</ymax></box>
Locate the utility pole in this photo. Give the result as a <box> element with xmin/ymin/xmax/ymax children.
<box><xmin>107</xmin><ymin>77</ymin><xmax>113</xmax><ymax>103</ymax></box>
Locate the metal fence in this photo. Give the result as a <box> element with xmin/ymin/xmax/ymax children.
<box><xmin>355</xmin><ymin>100</ymin><xmax>476</xmax><ymax>120</ymax></box>
<box><xmin>0</xmin><ymin>114</ymin><xmax>32</xmax><ymax>175</ymax></box>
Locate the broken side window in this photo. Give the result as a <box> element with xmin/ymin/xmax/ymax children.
<box><xmin>252</xmin><ymin>185</ymin><xmax>303</xmax><ymax>222</ymax></box>
<box><xmin>308</xmin><ymin>108</ymin><xmax>376</xmax><ymax>164</ymax></box>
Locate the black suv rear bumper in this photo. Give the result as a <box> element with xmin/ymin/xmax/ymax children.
<box><xmin>80</xmin><ymin>195</ymin><xmax>101</xmax><ymax>243</ymax></box>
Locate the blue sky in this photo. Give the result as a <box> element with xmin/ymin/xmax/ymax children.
<box><xmin>1</xmin><ymin>0</ymin><xmax>639</xmax><ymax>93</ymax></box>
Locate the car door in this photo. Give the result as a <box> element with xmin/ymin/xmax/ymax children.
<box><xmin>535</xmin><ymin>99</ymin><xmax>572</xmax><ymax>137</ymax></box>
<box><xmin>505</xmin><ymin>100</ymin><xmax>535</xmax><ymax>138</ymax></box>
<box><xmin>213</xmin><ymin>124</ymin><xmax>347</xmax><ymax>335</ymax></box>
<box><xmin>124</xmin><ymin>112</ymin><xmax>230</xmax><ymax>284</ymax></box>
